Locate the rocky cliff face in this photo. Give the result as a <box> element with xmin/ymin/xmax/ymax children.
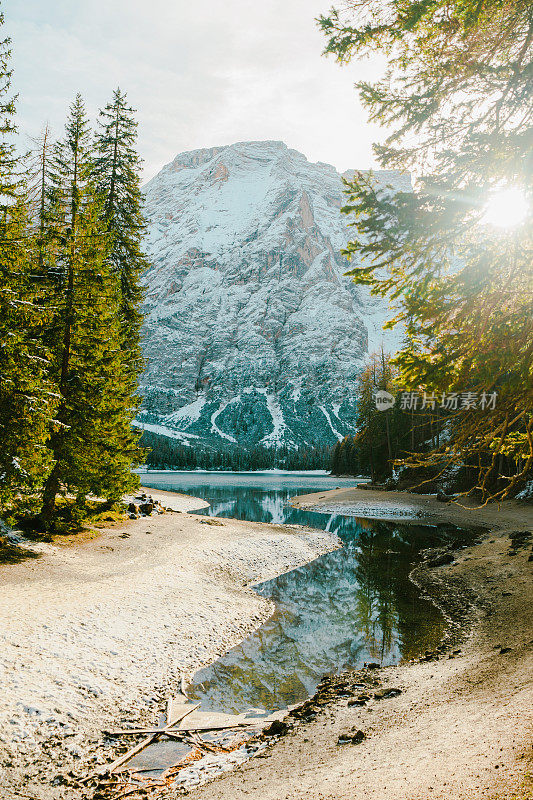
<box><xmin>138</xmin><ymin>141</ymin><xmax>410</xmax><ymax>451</ymax></box>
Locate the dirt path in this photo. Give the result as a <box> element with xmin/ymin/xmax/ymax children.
<box><xmin>184</xmin><ymin>489</ymin><xmax>533</xmax><ymax>800</ymax></box>
<box><xmin>0</xmin><ymin>490</ymin><xmax>339</xmax><ymax>800</ymax></box>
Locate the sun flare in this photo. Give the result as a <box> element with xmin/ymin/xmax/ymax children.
<box><xmin>481</xmin><ymin>187</ymin><xmax>528</xmax><ymax>229</ymax></box>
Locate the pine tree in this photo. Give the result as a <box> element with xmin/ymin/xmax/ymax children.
<box><xmin>39</xmin><ymin>95</ymin><xmax>140</xmax><ymax>526</ymax></box>
<box><xmin>350</xmin><ymin>353</ymin><xmax>413</xmax><ymax>482</ymax></box>
<box><xmin>91</xmin><ymin>87</ymin><xmax>146</xmax><ymax>502</ymax></box>
<box><xmin>28</xmin><ymin>125</ymin><xmax>51</xmax><ymax>234</ymax></box>
<box><xmin>28</xmin><ymin>124</ymin><xmax>55</xmax><ymax>271</ymax></box>
<box><xmin>319</xmin><ymin>0</ymin><xmax>533</xmax><ymax>501</ymax></box>
<box><xmin>330</xmin><ymin>440</ymin><xmax>341</xmax><ymax>474</ymax></box>
<box><xmin>0</xmin><ymin>198</ymin><xmax>56</xmax><ymax>516</ymax></box>
<box><xmin>92</xmin><ymin>88</ymin><xmax>147</xmax><ymax>365</ymax></box>
<box><xmin>0</xmin><ymin>22</ymin><xmax>55</xmax><ymax>516</ymax></box>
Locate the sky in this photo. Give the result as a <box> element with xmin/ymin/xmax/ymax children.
<box><xmin>5</xmin><ymin>0</ymin><xmax>387</xmax><ymax>182</ymax></box>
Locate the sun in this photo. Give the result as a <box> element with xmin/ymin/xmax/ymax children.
<box><xmin>481</xmin><ymin>187</ymin><xmax>528</xmax><ymax>229</ymax></box>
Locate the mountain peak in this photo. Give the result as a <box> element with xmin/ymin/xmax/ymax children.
<box><xmin>138</xmin><ymin>142</ymin><xmax>405</xmax><ymax>454</ymax></box>
<box><xmin>149</xmin><ymin>141</ymin><xmax>362</xmax><ymax>189</ymax></box>
<box><xmin>154</xmin><ymin>140</ymin><xmax>290</xmax><ymax>177</ymax></box>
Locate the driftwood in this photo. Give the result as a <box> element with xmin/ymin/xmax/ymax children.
<box><xmin>93</xmin><ymin>689</ymin><xmax>274</xmax><ymax>785</ymax></box>
<box><xmin>106</xmin><ymin>722</ymin><xmax>250</xmax><ymax>736</ymax></box>
<box><xmin>106</xmin><ymin>710</ymin><xmax>257</xmax><ymax>737</ymax></box>
<box><xmin>177</xmin><ymin>710</ymin><xmax>254</xmax><ymax>730</ymax></box>
<box><xmin>167</xmin><ymin>698</ymin><xmax>190</xmax><ymax>725</ymax></box>
<box><xmin>105</xmin><ymin>728</ymin><xmax>173</xmax><ymax>736</ymax></box>
<box><xmin>106</xmin><ymin>703</ymin><xmax>200</xmax><ymax>773</ymax></box>
<box><xmin>105</xmin><ymin>728</ymin><xmax>198</xmax><ymax>742</ymax></box>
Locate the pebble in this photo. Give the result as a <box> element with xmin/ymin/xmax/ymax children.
<box><xmin>337</xmin><ymin>729</ymin><xmax>365</xmax><ymax>745</ymax></box>
<box><xmin>374</xmin><ymin>688</ymin><xmax>402</xmax><ymax>700</ymax></box>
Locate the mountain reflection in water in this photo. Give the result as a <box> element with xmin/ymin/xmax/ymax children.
<box><xmin>139</xmin><ymin>472</ymin><xmax>466</xmax><ymax>714</ymax></box>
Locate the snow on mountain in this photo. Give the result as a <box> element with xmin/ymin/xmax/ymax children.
<box><xmin>137</xmin><ymin>141</ymin><xmax>410</xmax><ymax>451</ymax></box>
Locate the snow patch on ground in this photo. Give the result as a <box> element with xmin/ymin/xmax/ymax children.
<box><xmin>132</xmin><ymin>420</ymin><xmax>200</xmax><ymax>443</ymax></box>
<box><xmin>319</xmin><ymin>406</ymin><xmax>343</xmax><ymax>441</ymax></box>
<box><xmin>211</xmin><ymin>400</ymin><xmax>238</xmax><ymax>443</ymax></box>
<box><xmin>311</xmin><ymin>502</ymin><xmax>423</xmax><ymax>521</ymax></box>
<box><xmin>259</xmin><ymin>391</ymin><xmax>288</xmax><ymax>448</ymax></box>
<box><xmin>167</xmin><ymin>395</ymin><xmax>207</xmax><ymax>425</ymax></box>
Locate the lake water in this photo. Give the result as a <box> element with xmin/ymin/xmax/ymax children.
<box><xmin>139</xmin><ymin>470</ymin><xmax>465</xmax><ymax>714</ymax></box>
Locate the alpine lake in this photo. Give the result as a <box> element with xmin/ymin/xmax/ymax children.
<box><xmin>127</xmin><ymin>470</ymin><xmax>474</xmax><ymax>781</ymax></box>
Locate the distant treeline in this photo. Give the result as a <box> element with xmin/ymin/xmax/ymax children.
<box><xmin>140</xmin><ymin>430</ymin><xmax>333</xmax><ymax>472</ymax></box>
<box><xmin>330</xmin><ymin>436</ymin><xmax>362</xmax><ymax>477</ymax></box>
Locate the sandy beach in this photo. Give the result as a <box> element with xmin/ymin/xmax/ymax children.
<box><xmin>1</xmin><ymin>484</ymin><xmax>531</xmax><ymax>800</ymax></box>
<box><xmin>184</xmin><ymin>487</ymin><xmax>533</xmax><ymax>800</ymax></box>
<box><xmin>0</xmin><ymin>488</ymin><xmax>339</xmax><ymax>800</ymax></box>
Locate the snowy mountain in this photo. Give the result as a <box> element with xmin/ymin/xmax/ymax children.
<box><xmin>137</xmin><ymin>141</ymin><xmax>410</xmax><ymax>452</ymax></box>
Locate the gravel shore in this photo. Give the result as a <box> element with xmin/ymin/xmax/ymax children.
<box><xmin>0</xmin><ymin>488</ymin><xmax>339</xmax><ymax>800</ymax></box>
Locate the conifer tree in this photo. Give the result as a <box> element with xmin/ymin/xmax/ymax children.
<box><xmin>330</xmin><ymin>440</ymin><xmax>341</xmax><ymax>474</ymax></box>
<box><xmin>319</xmin><ymin>0</ymin><xmax>533</xmax><ymax>500</ymax></box>
<box><xmin>28</xmin><ymin>124</ymin><xmax>54</xmax><ymax>270</ymax></box>
<box><xmin>39</xmin><ymin>95</ymin><xmax>140</xmax><ymax>526</ymax></box>
<box><xmin>92</xmin><ymin>88</ymin><xmax>147</xmax><ymax>365</ymax></box>
<box><xmin>350</xmin><ymin>353</ymin><xmax>413</xmax><ymax>482</ymax></box>
<box><xmin>91</xmin><ymin>87</ymin><xmax>146</xmax><ymax>500</ymax></box>
<box><xmin>0</xmin><ymin>198</ymin><xmax>56</xmax><ymax>515</ymax></box>
<box><xmin>0</xmin><ymin>21</ymin><xmax>55</xmax><ymax>515</ymax></box>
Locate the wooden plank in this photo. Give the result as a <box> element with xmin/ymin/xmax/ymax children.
<box><xmin>105</xmin><ymin>728</ymin><xmax>161</xmax><ymax>736</ymax></box>
<box><xmin>107</xmin><ymin>733</ymin><xmax>160</xmax><ymax>774</ymax></box>
<box><xmin>183</xmin><ymin>721</ymin><xmax>254</xmax><ymax>731</ymax></box>
<box><xmin>185</xmin><ymin>722</ymin><xmax>253</xmax><ymax>731</ymax></box>
<box><xmin>106</xmin><ymin>700</ymin><xmax>196</xmax><ymax>736</ymax></box>
<box><xmin>106</xmin><ymin>712</ymin><xmax>260</xmax><ymax>737</ymax></box>
<box><xmin>107</xmin><ymin>703</ymin><xmax>200</xmax><ymax>773</ymax></box>
<box><xmin>105</xmin><ymin>728</ymin><xmax>187</xmax><ymax>736</ymax></box>
<box><xmin>104</xmin><ymin>712</ymin><xmax>256</xmax><ymax>736</ymax></box>
<box><xmin>177</xmin><ymin>711</ymin><xmax>253</xmax><ymax>731</ymax></box>
<box><xmin>167</xmin><ymin>701</ymin><xmax>194</xmax><ymax>727</ymax></box>
<box><xmin>108</xmin><ymin>723</ymin><xmax>253</xmax><ymax>735</ymax></box>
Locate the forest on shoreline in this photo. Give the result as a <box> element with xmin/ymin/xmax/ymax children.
<box><xmin>0</xmin><ymin>9</ymin><xmax>146</xmax><ymax>529</ymax></box>
<box><xmin>140</xmin><ymin>429</ymin><xmax>334</xmax><ymax>472</ymax></box>
<box><xmin>1</xmin><ymin>0</ymin><xmax>531</xmax><ymax>536</ymax></box>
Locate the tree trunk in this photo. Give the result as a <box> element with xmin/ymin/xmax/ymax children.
<box><xmin>385</xmin><ymin>411</ymin><xmax>392</xmax><ymax>471</ymax></box>
<box><xmin>40</xmin><ymin>462</ymin><xmax>60</xmax><ymax>525</ymax></box>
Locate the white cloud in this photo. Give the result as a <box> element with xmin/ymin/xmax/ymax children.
<box><xmin>5</xmin><ymin>0</ymin><xmax>388</xmax><ymax>180</ymax></box>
